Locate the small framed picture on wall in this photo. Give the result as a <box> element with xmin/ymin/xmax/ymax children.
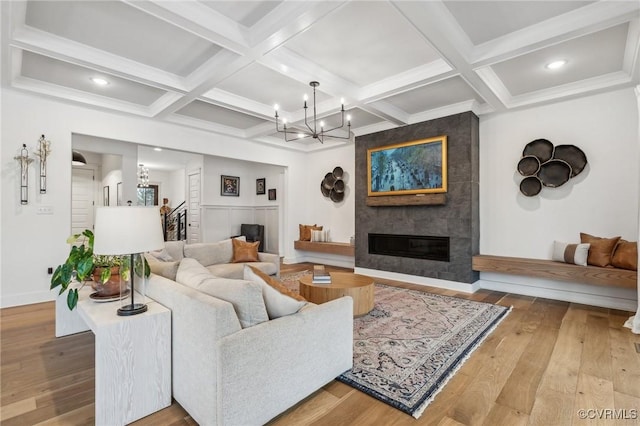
<box><xmin>256</xmin><ymin>178</ymin><xmax>266</xmax><ymax>195</ymax></box>
<box><xmin>268</xmin><ymin>188</ymin><xmax>276</xmax><ymax>201</ymax></box>
<box><xmin>221</xmin><ymin>175</ymin><xmax>240</xmax><ymax>196</ymax></box>
<box><xmin>103</xmin><ymin>186</ymin><xmax>110</xmax><ymax>206</ymax></box>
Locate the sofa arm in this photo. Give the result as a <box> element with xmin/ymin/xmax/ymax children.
<box><xmin>216</xmin><ymin>297</ymin><xmax>353</xmax><ymax>426</ymax></box>
<box><xmin>258</xmin><ymin>252</ymin><xmax>280</xmax><ymax>277</ymax></box>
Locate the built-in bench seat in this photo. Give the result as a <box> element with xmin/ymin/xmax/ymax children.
<box><xmin>472</xmin><ymin>255</ymin><xmax>636</xmax><ymax>289</ymax></box>
<box><xmin>294</xmin><ymin>240</ymin><xmax>355</xmax><ymax>257</ymax></box>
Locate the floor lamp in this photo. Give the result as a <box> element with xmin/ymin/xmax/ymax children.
<box><xmin>93</xmin><ymin>206</ymin><xmax>164</xmax><ymax>316</ymax></box>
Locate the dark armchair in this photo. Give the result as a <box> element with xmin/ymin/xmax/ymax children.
<box><xmin>234</xmin><ymin>224</ymin><xmax>265</xmax><ymax>252</ymax></box>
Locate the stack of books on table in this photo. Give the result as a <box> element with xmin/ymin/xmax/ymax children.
<box><xmin>312</xmin><ymin>265</ymin><xmax>331</xmax><ymax>284</ymax></box>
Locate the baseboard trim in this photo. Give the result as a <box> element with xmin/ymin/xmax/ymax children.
<box><xmin>1</xmin><ymin>290</ymin><xmax>55</xmax><ymax>308</ymax></box>
<box><xmin>355</xmin><ymin>267</ymin><xmax>480</xmax><ymax>293</ymax></box>
<box><xmin>477</xmin><ymin>272</ymin><xmax>637</xmax><ymax>311</ymax></box>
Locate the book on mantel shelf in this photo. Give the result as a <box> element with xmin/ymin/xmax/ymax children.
<box><xmin>312</xmin><ymin>265</ymin><xmax>331</xmax><ymax>284</ymax></box>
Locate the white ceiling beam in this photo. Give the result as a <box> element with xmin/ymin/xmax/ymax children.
<box><xmin>358</xmin><ymin>60</ymin><xmax>454</xmax><ymax>103</ymax></box>
<box><xmin>202</xmin><ymin>88</ymin><xmax>275</xmax><ymax>120</ymax></box>
<box><xmin>11</xmin><ymin>26</ymin><xmax>187</xmax><ymax>92</ymax></box>
<box><xmin>164</xmin><ymin>114</ymin><xmax>247</xmax><ymax>139</ymax></box>
<box><xmin>359</xmin><ymin>101</ymin><xmax>410</xmax><ymax>126</ymax></box>
<box><xmin>506</xmin><ymin>71</ymin><xmax>634</xmax><ymax>109</ymax></box>
<box><xmin>390</xmin><ymin>1</ymin><xmax>507</xmax><ymax>113</ymax></box>
<box><xmin>153</xmin><ymin>2</ymin><xmax>348</xmax><ymax>119</ymax></box>
<box><xmin>12</xmin><ymin>75</ymin><xmax>153</xmax><ymax>116</ymax></box>
<box><xmin>471</xmin><ymin>1</ymin><xmax>640</xmax><ymax>67</ymax></box>
<box><xmin>123</xmin><ymin>0</ymin><xmax>250</xmax><ymax>55</ymax></box>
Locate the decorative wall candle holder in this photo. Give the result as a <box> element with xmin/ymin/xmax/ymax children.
<box><xmin>35</xmin><ymin>135</ymin><xmax>51</xmax><ymax>194</ymax></box>
<box><xmin>14</xmin><ymin>144</ymin><xmax>34</xmax><ymax>205</ymax></box>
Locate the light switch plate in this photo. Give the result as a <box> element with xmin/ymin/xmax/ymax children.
<box><xmin>37</xmin><ymin>206</ymin><xmax>54</xmax><ymax>215</ymax></box>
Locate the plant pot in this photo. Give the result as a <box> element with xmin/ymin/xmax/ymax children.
<box><xmin>91</xmin><ymin>266</ymin><xmax>122</xmax><ymax>296</ymax></box>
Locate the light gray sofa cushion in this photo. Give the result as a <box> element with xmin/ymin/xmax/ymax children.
<box><xmin>176</xmin><ymin>258</ymin><xmax>268</xmax><ymax>328</ymax></box>
<box><xmin>164</xmin><ymin>240</ymin><xmax>186</xmax><ymax>261</ymax></box>
<box><xmin>208</xmin><ymin>261</ymin><xmax>277</xmax><ymax>280</ymax></box>
<box><xmin>243</xmin><ymin>265</ymin><xmax>306</xmax><ymax>319</ymax></box>
<box><xmin>184</xmin><ymin>237</ymin><xmax>246</xmax><ymax>267</ymax></box>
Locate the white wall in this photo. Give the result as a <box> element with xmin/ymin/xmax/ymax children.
<box><xmin>167</xmin><ymin>169</ymin><xmax>186</xmax><ymax>207</ymax></box>
<box><xmin>478</xmin><ymin>87</ymin><xmax>639</xmax><ymax>310</ymax></box>
<box><xmin>480</xmin><ymin>87</ymin><xmax>638</xmax><ymax>256</ymax></box>
<box><xmin>300</xmin><ymin>143</ymin><xmax>355</xmax><ymax>243</ymax></box>
<box><xmin>100</xmin><ymin>154</ymin><xmax>122</xmax><ymax>206</ymax></box>
<box><xmin>0</xmin><ymin>89</ymin><xmax>311</xmax><ymax>307</ymax></box>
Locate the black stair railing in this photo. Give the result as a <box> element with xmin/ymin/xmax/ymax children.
<box><xmin>162</xmin><ymin>201</ymin><xmax>187</xmax><ymax>241</ymax></box>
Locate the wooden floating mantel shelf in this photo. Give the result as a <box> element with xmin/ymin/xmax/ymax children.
<box><xmin>366</xmin><ymin>193</ymin><xmax>447</xmax><ymax>207</ymax></box>
<box><xmin>294</xmin><ymin>240</ymin><xmax>355</xmax><ymax>257</ymax></box>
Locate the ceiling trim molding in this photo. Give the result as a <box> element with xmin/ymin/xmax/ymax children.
<box><xmin>623</xmin><ymin>18</ymin><xmax>640</xmax><ymax>82</ymax></box>
<box><xmin>506</xmin><ymin>71</ymin><xmax>633</xmax><ymax>109</ymax></box>
<box><xmin>409</xmin><ymin>100</ymin><xmax>481</xmax><ymax>124</ymax></box>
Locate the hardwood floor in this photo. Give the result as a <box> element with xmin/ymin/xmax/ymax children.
<box><xmin>2</xmin><ymin>263</ymin><xmax>638</xmax><ymax>425</ymax></box>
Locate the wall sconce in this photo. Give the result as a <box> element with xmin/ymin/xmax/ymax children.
<box><xmin>14</xmin><ymin>144</ymin><xmax>34</xmax><ymax>205</ymax></box>
<box><xmin>35</xmin><ymin>135</ymin><xmax>51</xmax><ymax>194</ymax></box>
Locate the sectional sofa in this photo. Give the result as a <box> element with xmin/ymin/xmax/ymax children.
<box><xmin>145</xmin><ymin>239</ymin><xmax>354</xmax><ymax>425</ymax></box>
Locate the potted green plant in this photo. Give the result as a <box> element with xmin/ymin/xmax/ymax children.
<box><xmin>50</xmin><ymin>229</ymin><xmax>130</xmax><ymax>310</ymax></box>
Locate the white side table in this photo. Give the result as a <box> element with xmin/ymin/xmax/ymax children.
<box><xmin>76</xmin><ymin>292</ymin><xmax>171</xmax><ymax>426</ymax></box>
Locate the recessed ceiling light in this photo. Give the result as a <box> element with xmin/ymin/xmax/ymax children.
<box><xmin>545</xmin><ymin>60</ymin><xmax>567</xmax><ymax>70</ymax></box>
<box><xmin>90</xmin><ymin>77</ymin><xmax>109</xmax><ymax>86</ymax></box>
<box><xmin>153</xmin><ymin>147</ymin><xmax>162</xmax><ymax>152</ymax></box>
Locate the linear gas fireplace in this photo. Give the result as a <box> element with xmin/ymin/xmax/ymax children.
<box><xmin>368</xmin><ymin>233</ymin><xmax>450</xmax><ymax>262</ymax></box>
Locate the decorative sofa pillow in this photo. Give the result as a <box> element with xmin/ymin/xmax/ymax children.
<box><xmin>299</xmin><ymin>224</ymin><xmax>322</xmax><ymax>241</ymax></box>
<box><xmin>611</xmin><ymin>240</ymin><xmax>637</xmax><ymax>271</ymax></box>
<box><xmin>145</xmin><ymin>254</ymin><xmax>180</xmax><ymax>281</ymax></box>
<box><xmin>232</xmin><ymin>239</ymin><xmax>260</xmax><ymax>263</ymax></box>
<box><xmin>551</xmin><ymin>241</ymin><xmax>590</xmax><ymax>266</ymax></box>
<box><xmin>244</xmin><ymin>265</ymin><xmax>307</xmax><ymax>319</ymax></box>
<box><xmin>311</xmin><ymin>229</ymin><xmax>330</xmax><ymax>242</ymax></box>
<box><xmin>176</xmin><ymin>258</ymin><xmax>268</xmax><ymax>328</ymax></box>
<box><xmin>579</xmin><ymin>233</ymin><xmax>621</xmax><ymax>267</ymax></box>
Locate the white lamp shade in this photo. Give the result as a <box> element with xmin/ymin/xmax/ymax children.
<box><xmin>93</xmin><ymin>207</ymin><xmax>164</xmax><ymax>255</ymax></box>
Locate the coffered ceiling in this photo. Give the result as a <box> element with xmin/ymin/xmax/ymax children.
<box><xmin>2</xmin><ymin>1</ymin><xmax>639</xmax><ymax>151</ymax></box>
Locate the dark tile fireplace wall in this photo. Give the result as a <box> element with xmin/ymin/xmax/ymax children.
<box><xmin>355</xmin><ymin>111</ymin><xmax>479</xmax><ymax>284</ymax></box>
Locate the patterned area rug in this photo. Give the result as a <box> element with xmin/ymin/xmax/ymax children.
<box><xmin>279</xmin><ymin>272</ymin><xmax>511</xmax><ymax>418</ymax></box>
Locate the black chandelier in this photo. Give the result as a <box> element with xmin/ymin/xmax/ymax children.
<box><xmin>274</xmin><ymin>81</ymin><xmax>351</xmax><ymax>143</ymax></box>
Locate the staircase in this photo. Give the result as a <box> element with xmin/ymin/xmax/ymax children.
<box><xmin>162</xmin><ymin>201</ymin><xmax>187</xmax><ymax>241</ymax></box>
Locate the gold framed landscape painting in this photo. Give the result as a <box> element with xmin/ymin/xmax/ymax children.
<box><xmin>367</xmin><ymin>135</ymin><xmax>447</xmax><ymax>196</ymax></box>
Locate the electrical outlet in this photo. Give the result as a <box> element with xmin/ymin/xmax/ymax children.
<box><xmin>47</xmin><ymin>267</ymin><xmax>53</xmax><ymax>275</ymax></box>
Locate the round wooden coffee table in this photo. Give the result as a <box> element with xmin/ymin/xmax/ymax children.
<box><xmin>299</xmin><ymin>272</ymin><xmax>375</xmax><ymax>317</ymax></box>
